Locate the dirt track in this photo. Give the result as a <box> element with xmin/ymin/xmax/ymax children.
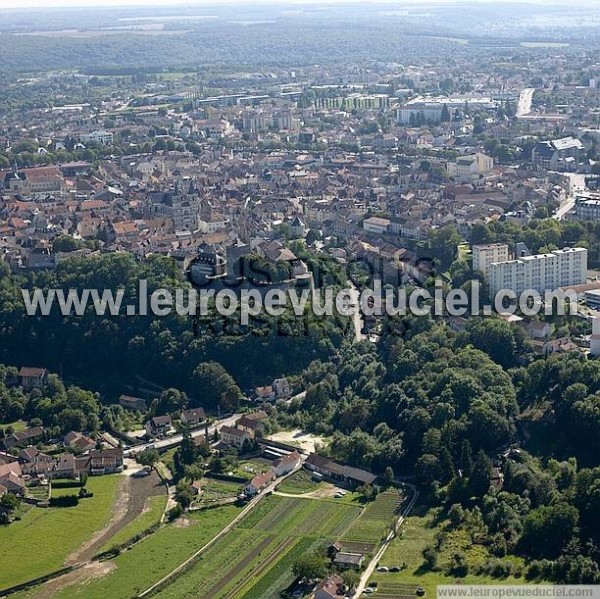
<box><xmin>67</xmin><ymin>469</ymin><xmax>165</xmax><ymax>564</ymax></box>
<box><xmin>25</xmin><ymin>469</ymin><xmax>166</xmax><ymax>599</ymax></box>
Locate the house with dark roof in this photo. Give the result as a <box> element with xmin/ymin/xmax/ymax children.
<box><xmin>333</xmin><ymin>551</ymin><xmax>365</xmax><ymax>569</ymax></box>
<box><xmin>314</xmin><ymin>574</ymin><xmax>345</xmax><ymax>599</ymax></box>
<box><xmin>145</xmin><ymin>415</ymin><xmax>172</xmax><ymax>438</ymax></box>
<box><xmin>1</xmin><ymin>426</ymin><xmax>45</xmax><ymax>450</ymax></box>
<box><xmin>237</xmin><ymin>411</ymin><xmax>269</xmax><ymax>435</ymax></box>
<box><xmin>305</xmin><ymin>453</ymin><xmax>377</xmax><ymax>488</ymax></box>
<box><xmin>0</xmin><ymin>472</ymin><xmax>26</xmax><ymax>496</ymax></box>
<box><xmin>64</xmin><ymin>431</ymin><xmax>96</xmax><ymax>453</ymax></box>
<box><xmin>181</xmin><ymin>407</ymin><xmax>206</xmax><ymax>427</ymax></box>
<box><xmin>119</xmin><ymin>395</ymin><xmax>147</xmax><ymax>411</ymax></box>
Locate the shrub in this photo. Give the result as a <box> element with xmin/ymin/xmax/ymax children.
<box><xmin>167</xmin><ymin>504</ymin><xmax>182</xmax><ymax>521</ymax></box>
<box><xmin>478</xmin><ymin>558</ymin><xmax>514</xmax><ymax>579</ymax></box>
<box><xmin>49</xmin><ymin>494</ymin><xmax>79</xmax><ymax>507</ymax></box>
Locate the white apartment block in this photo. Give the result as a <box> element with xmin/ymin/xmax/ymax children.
<box><xmin>472</xmin><ymin>243</ymin><xmax>510</xmax><ymax>277</ymax></box>
<box><xmin>488</xmin><ymin>247</ymin><xmax>587</xmax><ymax>297</ymax></box>
<box><xmin>80</xmin><ymin>130</ymin><xmax>114</xmax><ymax>146</ymax></box>
<box><xmin>397</xmin><ymin>96</ymin><xmax>499</xmax><ymax>125</ymax></box>
<box><xmin>242</xmin><ymin>110</ymin><xmax>268</xmax><ymax>134</ymax></box>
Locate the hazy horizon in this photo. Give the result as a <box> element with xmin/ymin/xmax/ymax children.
<box><xmin>0</xmin><ymin>0</ymin><xmax>596</xmax><ymax>10</ymax></box>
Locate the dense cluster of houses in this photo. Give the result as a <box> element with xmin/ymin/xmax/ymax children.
<box><xmin>0</xmin><ymin>124</ymin><xmax>583</xmax><ymax>286</ymax></box>
<box><xmin>0</xmin><ymin>427</ymin><xmax>123</xmax><ymax>499</ymax></box>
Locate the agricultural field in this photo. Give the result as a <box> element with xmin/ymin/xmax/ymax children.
<box><xmin>17</xmin><ymin>504</ymin><xmax>244</xmax><ymax>599</ymax></box>
<box><xmin>275</xmin><ymin>469</ymin><xmax>322</xmax><ymax>494</ymax></box>
<box><xmin>340</xmin><ymin>489</ymin><xmax>403</xmax><ymax>554</ymax></box>
<box><xmin>199</xmin><ymin>477</ymin><xmax>242</xmax><ymax>504</ymax></box>
<box><xmin>155</xmin><ymin>495</ymin><xmax>364</xmax><ymax>599</ymax></box>
<box><xmin>0</xmin><ymin>475</ymin><xmax>121</xmax><ymax>591</ymax></box>
<box><xmin>232</xmin><ymin>458</ymin><xmax>273</xmax><ymax>479</ymax></box>
<box><xmin>375</xmin><ymin>506</ymin><xmax>528</xmax><ymax>598</ymax></box>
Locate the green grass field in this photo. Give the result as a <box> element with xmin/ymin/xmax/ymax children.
<box><xmin>160</xmin><ymin>447</ymin><xmax>177</xmax><ymax>471</ymax></box>
<box><xmin>155</xmin><ymin>495</ymin><xmax>364</xmax><ymax>599</ymax></box>
<box><xmin>50</xmin><ymin>479</ymin><xmax>84</xmax><ymax>498</ymax></box>
<box><xmin>0</xmin><ymin>475</ymin><xmax>120</xmax><ymax>591</ymax></box>
<box><xmin>376</xmin><ymin>506</ymin><xmax>528</xmax><ymax>598</ymax></box>
<box><xmin>41</xmin><ymin>505</ymin><xmax>243</xmax><ymax>599</ymax></box>
<box><xmin>99</xmin><ymin>494</ymin><xmax>167</xmax><ymax>552</ymax></box>
<box><xmin>0</xmin><ymin>419</ymin><xmax>28</xmax><ymax>432</ymax></box>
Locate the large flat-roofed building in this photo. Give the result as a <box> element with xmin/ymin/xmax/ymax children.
<box><xmin>79</xmin><ymin>130</ymin><xmax>114</xmax><ymax>146</ymax></box>
<box><xmin>531</xmin><ymin>137</ymin><xmax>584</xmax><ymax>170</ymax></box>
<box><xmin>575</xmin><ymin>192</ymin><xmax>600</xmax><ymax>220</ymax></box>
<box><xmin>488</xmin><ymin>247</ymin><xmax>587</xmax><ymax>297</ymax></box>
<box><xmin>472</xmin><ymin>243</ymin><xmax>510</xmax><ymax>277</ymax></box>
<box><xmin>397</xmin><ymin>95</ymin><xmax>499</xmax><ymax>125</ymax></box>
<box><xmin>585</xmin><ymin>288</ymin><xmax>600</xmax><ymax>310</ymax></box>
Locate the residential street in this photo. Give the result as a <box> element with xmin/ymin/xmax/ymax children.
<box><xmin>123</xmin><ymin>413</ymin><xmax>241</xmax><ymax>457</ymax></box>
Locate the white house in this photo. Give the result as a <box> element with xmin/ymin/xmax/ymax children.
<box><xmin>219</xmin><ymin>425</ymin><xmax>251</xmax><ymax>448</ymax></box>
<box><xmin>363</xmin><ymin>216</ymin><xmax>391</xmax><ymax>235</ymax></box>
<box><xmin>244</xmin><ymin>470</ymin><xmax>275</xmax><ymax>496</ymax></box>
<box><xmin>271</xmin><ymin>451</ymin><xmax>301</xmax><ymax>477</ymax></box>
